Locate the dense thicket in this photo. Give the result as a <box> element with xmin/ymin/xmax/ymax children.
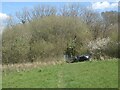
<box><xmin>2</xmin><ymin>4</ymin><xmax>119</xmax><ymax>64</ymax></box>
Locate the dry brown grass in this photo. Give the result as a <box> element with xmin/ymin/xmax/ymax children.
<box><xmin>2</xmin><ymin>57</ymin><xmax>65</xmax><ymax>73</ymax></box>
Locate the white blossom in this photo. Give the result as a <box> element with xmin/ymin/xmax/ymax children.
<box><xmin>88</xmin><ymin>37</ymin><xmax>110</xmax><ymax>57</ymax></box>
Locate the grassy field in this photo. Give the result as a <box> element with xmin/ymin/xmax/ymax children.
<box><xmin>2</xmin><ymin>59</ymin><xmax>118</xmax><ymax>88</ymax></box>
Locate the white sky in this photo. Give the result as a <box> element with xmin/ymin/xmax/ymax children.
<box><xmin>92</xmin><ymin>1</ymin><xmax>118</xmax><ymax>10</ymax></box>
<box><xmin>0</xmin><ymin>13</ymin><xmax>9</xmax><ymax>21</ymax></box>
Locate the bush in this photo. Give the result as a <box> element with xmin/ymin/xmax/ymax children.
<box><xmin>2</xmin><ymin>16</ymin><xmax>92</xmax><ymax>64</ymax></box>
<box><xmin>87</xmin><ymin>37</ymin><xmax>110</xmax><ymax>60</ymax></box>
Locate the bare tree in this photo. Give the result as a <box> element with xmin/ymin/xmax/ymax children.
<box><xmin>101</xmin><ymin>11</ymin><xmax>118</xmax><ymax>38</ymax></box>
<box><xmin>80</xmin><ymin>8</ymin><xmax>103</xmax><ymax>39</ymax></box>
<box><xmin>16</xmin><ymin>7</ymin><xmax>31</xmax><ymax>24</ymax></box>
<box><xmin>31</xmin><ymin>5</ymin><xmax>56</xmax><ymax>19</ymax></box>
<box><xmin>60</xmin><ymin>4</ymin><xmax>81</xmax><ymax>17</ymax></box>
<box><xmin>6</xmin><ymin>15</ymin><xmax>16</xmax><ymax>28</ymax></box>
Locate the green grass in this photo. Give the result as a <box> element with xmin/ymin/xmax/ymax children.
<box><xmin>2</xmin><ymin>59</ymin><xmax>118</xmax><ymax>88</ymax></box>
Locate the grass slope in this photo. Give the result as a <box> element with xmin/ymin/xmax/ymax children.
<box><xmin>2</xmin><ymin>59</ymin><xmax>118</xmax><ymax>88</ymax></box>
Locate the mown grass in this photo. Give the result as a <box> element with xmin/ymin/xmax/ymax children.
<box><xmin>2</xmin><ymin>59</ymin><xmax>118</xmax><ymax>88</ymax></box>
